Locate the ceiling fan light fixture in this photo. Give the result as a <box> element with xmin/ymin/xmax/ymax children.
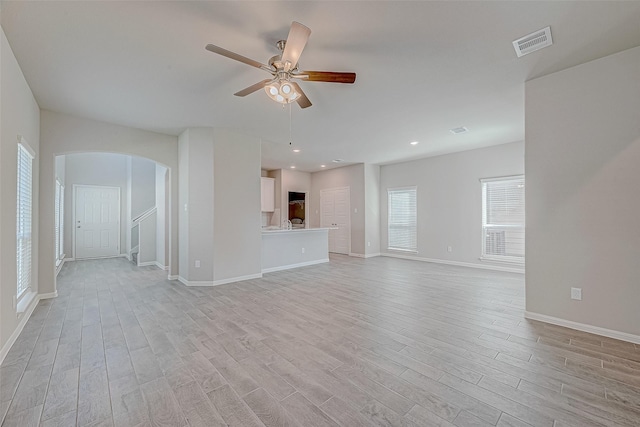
<box><xmin>264</xmin><ymin>78</ymin><xmax>300</xmax><ymax>105</ymax></box>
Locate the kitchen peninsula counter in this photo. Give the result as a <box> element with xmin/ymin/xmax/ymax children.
<box><xmin>261</xmin><ymin>228</ymin><xmax>330</xmax><ymax>272</ymax></box>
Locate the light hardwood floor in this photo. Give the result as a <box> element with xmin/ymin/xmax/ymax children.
<box><xmin>1</xmin><ymin>255</ymin><xmax>640</xmax><ymax>426</ymax></box>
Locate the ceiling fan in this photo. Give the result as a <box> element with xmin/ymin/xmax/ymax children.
<box><xmin>205</xmin><ymin>21</ymin><xmax>356</xmax><ymax>109</ymax></box>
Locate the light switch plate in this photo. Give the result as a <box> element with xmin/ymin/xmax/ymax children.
<box><xmin>571</xmin><ymin>287</ymin><xmax>582</xmax><ymax>300</ymax></box>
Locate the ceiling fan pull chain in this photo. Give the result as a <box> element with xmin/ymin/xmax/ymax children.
<box><xmin>289</xmin><ymin>103</ymin><xmax>293</xmax><ymax>145</ymax></box>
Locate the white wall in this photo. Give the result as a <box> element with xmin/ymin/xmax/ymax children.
<box><xmin>130</xmin><ymin>156</ymin><xmax>156</xmax><ymax>219</ymax></box>
<box><xmin>178</xmin><ymin>128</ymin><xmax>262</xmax><ymax>284</ymax></box>
<box><xmin>525</xmin><ymin>46</ymin><xmax>640</xmax><ymax>338</ymax></box>
<box><xmin>379</xmin><ymin>142</ymin><xmax>524</xmax><ymax>269</ymax></box>
<box><xmin>39</xmin><ymin>110</ymin><xmax>179</xmax><ymax>295</ymax></box>
<box><xmin>364</xmin><ymin>164</ymin><xmax>381</xmax><ymax>256</ymax></box>
<box><xmin>310</xmin><ymin>164</ymin><xmax>366</xmax><ymax>255</ymax></box>
<box><xmin>178</xmin><ymin>128</ymin><xmax>215</xmax><ymax>282</ymax></box>
<box><xmin>62</xmin><ymin>153</ymin><xmax>129</xmax><ymax>258</ymax></box>
<box><xmin>156</xmin><ymin>164</ymin><xmax>168</xmax><ymax>268</ymax></box>
<box><xmin>0</xmin><ymin>26</ymin><xmax>41</xmax><ymax>353</ymax></box>
<box><xmin>212</xmin><ymin>129</ymin><xmax>262</xmax><ymax>283</ymax></box>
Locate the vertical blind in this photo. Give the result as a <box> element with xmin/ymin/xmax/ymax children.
<box><xmin>17</xmin><ymin>143</ymin><xmax>34</xmax><ymax>298</ymax></box>
<box><xmin>481</xmin><ymin>176</ymin><xmax>525</xmax><ymax>262</ymax></box>
<box><xmin>388</xmin><ymin>187</ymin><xmax>417</xmax><ymax>252</ymax></box>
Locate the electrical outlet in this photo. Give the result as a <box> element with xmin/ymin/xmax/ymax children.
<box><xmin>447</xmin><ymin>246</ymin><xmax>452</xmax><ymax>252</ymax></box>
<box><xmin>354</xmin><ymin>208</ymin><xmax>358</xmax><ymax>213</ymax></box>
<box><xmin>368</xmin><ymin>241</ymin><xmax>371</xmax><ymax>247</ymax></box>
<box><xmin>301</xmin><ymin>247</ymin><xmax>305</xmax><ymax>254</ymax></box>
<box><xmin>571</xmin><ymin>287</ymin><xmax>582</xmax><ymax>300</ymax></box>
<box><xmin>195</xmin><ymin>260</ymin><xmax>200</xmax><ymax>268</ymax></box>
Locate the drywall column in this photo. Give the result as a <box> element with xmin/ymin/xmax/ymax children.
<box><xmin>364</xmin><ymin>164</ymin><xmax>381</xmax><ymax>256</ymax></box>
<box><xmin>212</xmin><ymin>129</ymin><xmax>262</xmax><ymax>283</ymax></box>
<box><xmin>177</xmin><ymin>128</ymin><xmax>215</xmax><ymax>283</ymax></box>
<box><xmin>525</xmin><ymin>46</ymin><xmax>640</xmax><ymax>339</ymax></box>
<box><xmin>156</xmin><ymin>164</ymin><xmax>168</xmax><ymax>268</ymax></box>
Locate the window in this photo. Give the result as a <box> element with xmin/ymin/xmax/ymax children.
<box><xmin>388</xmin><ymin>187</ymin><xmax>417</xmax><ymax>252</ymax></box>
<box><xmin>55</xmin><ymin>179</ymin><xmax>65</xmax><ymax>266</ymax></box>
<box><xmin>481</xmin><ymin>175</ymin><xmax>525</xmax><ymax>263</ymax></box>
<box><xmin>17</xmin><ymin>142</ymin><xmax>34</xmax><ymax>299</ymax></box>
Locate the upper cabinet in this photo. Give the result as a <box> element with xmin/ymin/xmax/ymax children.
<box><xmin>261</xmin><ymin>177</ymin><xmax>275</xmax><ymax>212</ymax></box>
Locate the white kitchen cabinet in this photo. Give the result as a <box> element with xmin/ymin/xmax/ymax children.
<box><xmin>261</xmin><ymin>177</ymin><xmax>275</xmax><ymax>212</ymax></box>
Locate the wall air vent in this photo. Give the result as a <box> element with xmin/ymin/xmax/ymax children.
<box><xmin>513</xmin><ymin>26</ymin><xmax>553</xmax><ymax>58</ymax></box>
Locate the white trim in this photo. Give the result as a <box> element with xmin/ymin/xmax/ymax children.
<box><xmin>136</xmin><ymin>261</ymin><xmax>157</xmax><ymax>267</ymax></box>
<box><xmin>381</xmin><ymin>252</ymin><xmax>524</xmax><ymax>274</ymax></box>
<box><xmin>524</xmin><ymin>311</ymin><xmax>640</xmax><ymax>345</ymax></box>
<box><xmin>155</xmin><ymin>262</ymin><xmax>168</xmax><ymax>270</ymax></box>
<box><xmin>262</xmin><ymin>259</ymin><xmax>329</xmax><ymax>274</ymax></box>
<box><xmin>0</xmin><ymin>292</ymin><xmax>40</xmax><ymax>365</ymax></box>
<box><xmin>168</xmin><ymin>274</ymin><xmax>179</xmax><ymax>280</ymax></box>
<box><xmin>176</xmin><ymin>273</ymin><xmax>263</xmax><ymax>287</ymax></box>
<box><xmin>55</xmin><ymin>258</ymin><xmax>66</xmax><ymax>277</ymax></box>
<box><xmin>39</xmin><ymin>291</ymin><xmax>59</xmax><ymax>299</ymax></box>
<box><xmin>479</xmin><ymin>174</ymin><xmax>524</xmax><ymax>183</ymax></box>
<box><xmin>349</xmin><ymin>253</ymin><xmax>380</xmax><ymax>259</ymax></box>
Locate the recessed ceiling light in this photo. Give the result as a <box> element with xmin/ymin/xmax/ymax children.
<box><xmin>410</xmin><ymin>141</ymin><xmax>419</xmax><ymax>145</ymax></box>
<box><xmin>290</xmin><ymin>166</ymin><xmax>296</xmax><ymax>169</ymax></box>
<box><xmin>332</xmin><ymin>159</ymin><xmax>344</xmax><ymax>163</ymax></box>
<box><xmin>320</xmin><ymin>165</ymin><xmax>326</xmax><ymax>168</ymax></box>
<box><xmin>450</xmin><ymin>126</ymin><xmax>468</xmax><ymax>135</ymax></box>
<box><xmin>292</xmin><ymin>149</ymin><xmax>300</xmax><ymax>153</ymax></box>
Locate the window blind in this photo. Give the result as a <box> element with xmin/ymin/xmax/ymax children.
<box><xmin>388</xmin><ymin>187</ymin><xmax>417</xmax><ymax>252</ymax></box>
<box><xmin>17</xmin><ymin>143</ymin><xmax>34</xmax><ymax>298</ymax></box>
<box><xmin>481</xmin><ymin>176</ymin><xmax>525</xmax><ymax>262</ymax></box>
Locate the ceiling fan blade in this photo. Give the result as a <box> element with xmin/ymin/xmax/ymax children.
<box><xmin>281</xmin><ymin>22</ymin><xmax>311</xmax><ymax>71</ymax></box>
<box><xmin>234</xmin><ymin>79</ymin><xmax>272</xmax><ymax>97</ymax></box>
<box><xmin>291</xmin><ymin>82</ymin><xmax>312</xmax><ymax>109</ymax></box>
<box><xmin>295</xmin><ymin>71</ymin><xmax>356</xmax><ymax>84</ymax></box>
<box><xmin>205</xmin><ymin>44</ymin><xmax>271</xmax><ymax>71</ymax></box>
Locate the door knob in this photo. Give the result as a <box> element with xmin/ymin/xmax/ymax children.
<box><xmin>77</xmin><ymin>226</ymin><xmax>81</xmax><ymax>228</ymax></box>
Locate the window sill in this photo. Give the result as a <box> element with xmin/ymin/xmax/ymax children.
<box><xmin>17</xmin><ymin>291</ymin><xmax>37</xmax><ymax>316</ymax></box>
<box><xmin>387</xmin><ymin>248</ymin><xmax>418</xmax><ymax>254</ymax></box>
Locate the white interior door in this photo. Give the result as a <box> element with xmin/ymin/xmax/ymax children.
<box><xmin>74</xmin><ymin>185</ymin><xmax>120</xmax><ymax>259</ymax></box>
<box><xmin>320</xmin><ymin>187</ymin><xmax>350</xmax><ymax>255</ymax></box>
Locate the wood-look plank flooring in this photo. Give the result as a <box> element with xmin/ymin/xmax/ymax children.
<box><xmin>1</xmin><ymin>255</ymin><xmax>640</xmax><ymax>426</ymax></box>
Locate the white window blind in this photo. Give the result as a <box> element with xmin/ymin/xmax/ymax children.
<box><xmin>481</xmin><ymin>176</ymin><xmax>525</xmax><ymax>263</ymax></box>
<box><xmin>388</xmin><ymin>187</ymin><xmax>417</xmax><ymax>252</ymax></box>
<box><xmin>17</xmin><ymin>142</ymin><xmax>34</xmax><ymax>299</ymax></box>
<box><xmin>55</xmin><ymin>180</ymin><xmax>65</xmax><ymax>265</ymax></box>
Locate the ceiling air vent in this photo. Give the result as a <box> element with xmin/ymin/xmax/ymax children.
<box><xmin>513</xmin><ymin>26</ymin><xmax>552</xmax><ymax>58</ymax></box>
<box><xmin>450</xmin><ymin>126</ymin><xmax>468</xmax><ymax>135</ymax></box>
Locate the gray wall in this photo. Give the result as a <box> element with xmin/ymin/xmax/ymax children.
<box><xmin>525</xmin><ymin>45</ymin><xmax>640</xmax><ymax>337</ymax></box>
<box><xmin>130</xmin><ymin>156</ymin><xmax>156</xmax><ymax>219</ymax></box>
<box><xmin>364</xmin><ymin>164</ymin><xmax>381</xmax><ymax>256</ymax></box>
<box><xmin>0</xmin><ymin>26</ymin><xmax>41</xmax><ymax>353</ymax></box>
<box><xmin>379</xmin><ymin>142</ymin><xmax>524</xmax><ymax>269</ymax></box>
<box><xmin>63</xmin><ymin>152</ymin><xmax>129</xmax><ymax>258</ymax></box>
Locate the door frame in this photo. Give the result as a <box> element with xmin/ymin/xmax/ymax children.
<box><xmin>72</xmin><ymin>184</ymin><xmax>121</xmax><ymax>260</ymax></box>
<box><xmin>320</xmin><ymin>186</ymin><xmax>351</xmax><ymax>255</ymax></box>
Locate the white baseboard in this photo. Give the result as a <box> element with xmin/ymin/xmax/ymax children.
<box><xmin>39</xmin><ymin>291</ymin><xmax>58</xmax><ymax>299</ymax></box>
<box><xmin>176</xmin><ymin>273</ymin><xmax>263</xmax><ymax>287</ymax></box>
<box><xmin>524</xmin><ymin>311</ymin><xmax>640</xmax><ymax>345</ymax></box>
<box><xmin>155</xmin><ymin>262</ymin><xmax>168</xmax><ymax>270</ymax></box>
<box><xmin>168</xmin><ymin>274</ymin><xmax>179</xmax><ymax>281</ymax></box>
<box><xmin>262</xmin><ymin>259</ymin><xmax>329</xmax><ymax>274</ymax></box>
<box><xmin>136</xmin><ymin>261</ymin><xmax>157</xmax><ymax>267</ymax></box>
<box><xmin>349</xmin><ymin>252</ymin><xmax>381</xmax><ymax>259</ymax></box>
<box><xmin>0</xmin><ymin>292</ymin><xmax>41</xmax><ymax>365</ymax></box>
<box><xmin>381</xmin><ymin>253</ymin><xmax>524</xmax><ymax>274</ymax></box>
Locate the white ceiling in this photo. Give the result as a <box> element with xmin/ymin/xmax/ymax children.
<box><xmin>2</xmin><ymin>1</ymin><xmax>640</xmax><ymax>172</ymax></box>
